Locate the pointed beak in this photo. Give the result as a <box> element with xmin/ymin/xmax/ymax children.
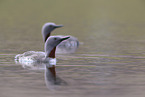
<box><xmin>54</xmin><ymin>25</ymin><xmax>63</xmax><ymax>28</ymax></box>
<box><xmin>60</xmin><ymin>36</ymin><xmax>70</xmax><ymax>41</ymax></box>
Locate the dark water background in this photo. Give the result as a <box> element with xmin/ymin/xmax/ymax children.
<box><xmin>1</xmin><ymin>0</ymin><xmax>145</xmax><ymax>97</ymax></box>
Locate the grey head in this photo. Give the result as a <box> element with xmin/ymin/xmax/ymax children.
<box><xmin>42</xmin><ymin>22</ymin><xmax>63</xmax><ymax>42</ymax></box>
<box><xmin>45</xmin><ymin>36</ymin><xmax>70</xmax><ymax>58</ymax></box>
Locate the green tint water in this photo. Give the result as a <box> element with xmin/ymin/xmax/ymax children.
<box><xmin>0</xmin><ymin>0</ymin><xmax>145</xmax><ymax>97</ymax></box>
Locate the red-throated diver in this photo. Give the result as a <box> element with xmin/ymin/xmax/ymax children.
<box><xmin>15</xmin><ymin>36</ymin><xmax>70</xmax><ymax>64</ymax></box>
<box><xmin>15</xmin><ymin>22</ymin><xmax>79</xmax><ymax>62</ymax></box>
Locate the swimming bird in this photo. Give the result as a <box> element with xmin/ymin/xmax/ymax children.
<box><xmin>15</xmin><ymin>22</ymin><xmax>78</xmax><ymax>62</ymax></box>
<box><xmin>15</xmin><ymin>36</ymin><xmax>70</xmax><ymax>63</ymax></box>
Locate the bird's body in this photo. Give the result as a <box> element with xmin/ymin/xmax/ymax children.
<box><xmin>15</xmin><ymin>51</ymin><xmax>45</xmax><ymax>63</ymax></box>
<box><xmin>15</xmin><ymin>36</ymin><xmax>70</xmax><ymax>65</ymax></box>
<box><xmin>56</xmin><ymin>35</ymin><xmax>79</xmax><ymax>53</ymax></box>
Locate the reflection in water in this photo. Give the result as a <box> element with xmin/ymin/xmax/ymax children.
<box><xmin>2</xmin><ymin>0</ymin><xmax>145</xmax><ymax>96</ymax></box>
<box><xmin>15</xmin><ymin>60</ymin><xmax>67</xmax><ymax>90</ymax></box>
<box><xmin>44</xmin><ymin>63</ymin><xmax>67</xmax><ymax>90</ymax></box>
<box><xmin>45</xmin><ymin>65</ymin><xmax>56</xmax><ymax>85</ymax></box>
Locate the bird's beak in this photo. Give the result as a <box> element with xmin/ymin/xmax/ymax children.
<box><xmin>54</xmin><ymin>25</ymin><xmax>64</xmax><ymax>28</ymax></box>
<box><xmin>61</xmin><ymin>36</ymin><xmax>70</xmax><ymax>41</ymax></box>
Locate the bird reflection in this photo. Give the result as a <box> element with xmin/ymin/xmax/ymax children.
<box><xmin>45</xmin><ymin>65</ymin><xmax>56</xmax><ymax>85</ymax></box>
<box><xmin>44</xmin><ymin>63</ymin><xmax>67</xmax><ymax>90</ymax></box>
<box><xmin>15</xmin><ymin>60</ymin><xmax>67</xmax><ymax>90</ymax></box>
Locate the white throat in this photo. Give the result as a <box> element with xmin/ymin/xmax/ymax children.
<box><xmin>45</xmin><ymin>58</ymin><xmax>57</xmax><ymax>66</ymax></box>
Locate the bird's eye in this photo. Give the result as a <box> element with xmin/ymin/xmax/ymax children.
<box><xmin>49</xmin><ymin>25</ymin><xmax>53</xmax><ymax>27</ymax></box>
<box><xmin>54</xmin><ymin>38</ymin><xmax>57</xmax><ymax>40</ymax></box>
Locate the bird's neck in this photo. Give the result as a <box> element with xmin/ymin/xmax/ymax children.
<box><xmin>48</xmin><ymin>47</ymin><xmax>56</xmax><ymax>58</ymax></box>
<box><xmin>42</xmin><ymin>28</ymin><xmax>52</xmax><ymax>42</ymax></box>
<box><xmin>44</xmin><ymin>33</ymin><xmax>50</xmax><ymax>42</ymax></box>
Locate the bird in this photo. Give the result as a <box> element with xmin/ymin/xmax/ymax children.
<box><xmin>15</xmin><ymin>36</ymin><xmax>70</xmax><ymax>63</ymax></box>
<box><xmin>15</xmin><ymin>22</ymin><xmax>79</xmax><ymax>62</ymax></box>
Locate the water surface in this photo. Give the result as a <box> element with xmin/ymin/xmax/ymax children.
<box><xmin>1</xmin><ymin>0</ymin><xmax>145</xmax><ymax>97</ymax></box>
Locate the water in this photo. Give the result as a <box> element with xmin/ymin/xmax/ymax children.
<box><xmin>1</xmin><ymin>0</ymin><xmax>145</xmax><ymax>97</ymax></box>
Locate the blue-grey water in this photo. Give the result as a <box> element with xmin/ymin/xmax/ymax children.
<box><xmin>1</xmin><ymin>0</ymin><xmax>145</xmax><ymax>97</ymax></box>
